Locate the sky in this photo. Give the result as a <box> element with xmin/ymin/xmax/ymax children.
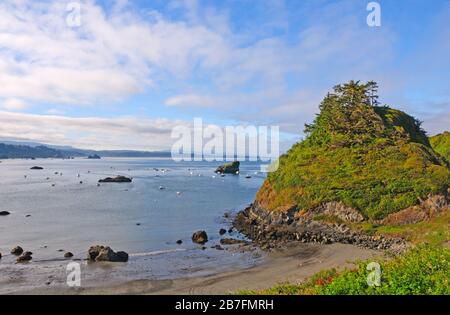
<box><xmin>0</xmin><ymin>0</ymin><xmax>449</xmax><ymax>151</ymax></box>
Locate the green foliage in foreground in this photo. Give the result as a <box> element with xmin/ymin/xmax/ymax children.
<box><xmin>430</xmin><ymin>131</ymin><xmax>450</xmax><ymax>163</ymax></box>
<box><xmin>257</xmin><ymin>81</ymin><xmax>450</xmax><ymax>219</ymax></box>
<box><xmin>236</xmin><ymin>245</ymin><xmax>450</xmax><ymax>295</ymax></box>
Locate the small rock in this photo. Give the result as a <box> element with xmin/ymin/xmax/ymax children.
<box><xmin>0</xmin><ymin>252</ymin><xmax>2</xmax><ymax>259</ymax></box>
<box><xmin>64</xmin><ymin>252</ymin><xmax>74</xmax><ymax>258</ymax></box>
<box><xmin>176</xmin><ymin>240</ymin><xmax>183</xmax><ymax>245</ymax></box>
<box><xmin>219</xmin><ymin>228</ymin><xmax>227</xmax><ymax>235</ymax></box>
<box><xmin>11</xmin><ymin>246</ymin><xmax>23</xmax><ymax>255</ymax></box>
<box><xmin>192</xmin><ymin>230</ymin><xmax>208</xmax><ymax>244</ymax></box>
<box><xmin>0</xmin><ymin>211</ymin><xmax>11</xmax><ymax>216</ymax></box>
<box><xmin>220</xmin><ymin>238</ymin><xmax>247</xmax><ymax>245</ymax></box>
<box><xmin>30</xmin><ymin>166</ymin><xmax>43</xmax><ymax>170</ymax></box>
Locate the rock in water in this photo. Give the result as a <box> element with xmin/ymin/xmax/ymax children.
<box><xmin>16</xmin><ymin>252</ymin><xmax>32</xmax><ymax>262</ymax></box>
<box><xmin>98</xmin><ymin>176</ymin><xmax>132</xmax><ymax>183</ymax></box>
<box><xmin>0</xmin><ymin>252</ymin><xmax>2</xmax><ymax>259</ymax></box>
<box><xmin>219</xmin><ymin>228</ymin><xmax>227</xmax><ymax>235</ymax></box>
<box><xmin>0</xmin><ymin>211</ymin><xmax>10</xmax><ymax>216</ymax></box>
<box><xmin>215</xmin><ymin>161</ymin><xmax>240</xmax><ymax>174</ymax></box>
<box><xmin>11</xmin><ymin>246</ymin><xmax>23</xmax><ymax>255</ymax></box>
<box><xmin>192</xmin><ymin>231</ymin><xmax>208</xmax><ymax>244</ymax></box>
<box><xmin>64</xmin><ymin>252</ymin><xmax>74</xmax><ymax>258</ymax></box>
<box><xmin>87</xmin><ymin>245</ymin><xmax>128</xmax><ymax>262</ymax></box>
<box><xmin>176</xmin><ymin>240</ymin><xmax>183</xmax><ymax>245</ymax></box>
<box><xmin>30</xmin><ymin>166</ymin><xmax>44</xmax><ymax>170</ymax></box>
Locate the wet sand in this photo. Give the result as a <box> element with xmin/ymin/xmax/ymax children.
<box><xmin>17</xmin><ymin>243</ymin><xmax>381</xmax><ymax>295</ymax></box>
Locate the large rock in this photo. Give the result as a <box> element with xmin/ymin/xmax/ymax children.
<box><xmin>192</xmin><ymin>231</ymin><xmax>208</xmax><ymax>244</ymax></box>
<box><xmin>0</xmin><ymin>211</ymin><xmax>10</xmax><ymax>216</ymax></box>
<box><xmin>98</xmin><ymin>176</ymin><xmax>132</xmax><ymax>183</ymax></box>
<box><xmin>11</xmin><ymin>246</ymin><xmax>23</xmax><ymax>255</ymax></box>
<box><xmin>16</xmin><ymin>252</ymin><xmax>32</xmax><ymax>263</ymax></box>
<box><xmin>215</xmin><ymin>161</ymin><xmax>240</xmax><ymax>174</ymax></box>
<box><xmin>87</xmin><ymin>245</ymin><xmax>129</xmax><ymax>262</ymax></box>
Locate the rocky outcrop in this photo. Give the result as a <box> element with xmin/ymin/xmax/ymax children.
<box><xmin>192</xmin><ymin>231</ymin><xmax>208</xmax><ymax>244</ymax></box>
<box><xmin>87</xmin><ymin>245</ymin><xmax>129</xmax><ymax>262</ymax></box>
<box><xmin>305</xmin><ymin>202</ymin><xmax>365</xmax><ymax>223</ymax></box>
<box><xmin>215</xmin><ymin>161</ymin><xmax>240</xmax><ymax>174</ymax></box>
<box><xmin>98</xmin><ymin>176</ymin><xmax>132</xmax><ymax>183</ymax></box>
<box><xmin>234</xmin><ymin>204</ymin><xmax>408</xmax><ymax>254</ymax></box>
<box><xmin>381</xmin><ymin>194</ymin><xmax>449</xmax><ymax>226</ymax></box>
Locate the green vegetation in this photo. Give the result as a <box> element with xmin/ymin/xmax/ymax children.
<box><xmin>257</xmin><ymin>81</ymin><xmax>450</xmax><ymax>220</ymax></box>
<box><xmin>430</xmin><ymin>131</ymin><xmax>450</xmax><ymax>163</ymax></box>
<box><xmin>354</xmin><ymin>211</ymin><xmax>450</xmax><ymax>246</ymax></box>
<box><xmin>237</xmin><ymin>245</ymin><xmax>450</xmax><ymax>295</ymax></box>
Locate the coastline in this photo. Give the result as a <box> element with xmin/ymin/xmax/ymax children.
<box><xmin>13</xmin><ymin>243</ymin><xmax>380</xmax><ymax>295</ymax></box>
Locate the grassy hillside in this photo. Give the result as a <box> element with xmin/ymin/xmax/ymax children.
<box><xmin>430</xmin><ymin>131</ymin><xmax>450</xmax><ymax>163</ymax></box>
<box><xmin>256</xmin><ymin>81</ymin><xmax>450</xmax><ymax>220</ymax></box>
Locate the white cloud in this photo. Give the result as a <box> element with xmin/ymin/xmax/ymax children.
<box><xmin>2</xmin><ymin>98</ymin><xmax>28</xmax><ymax>111</ymax></box>
<box><xmin>0</xmin><ymin>111</ymin><xmax>190</xmax><ymax>150</ymax></box>
<box><xmin>165</xmin><ymin>94</ymin><xmax>214</xmax><ymax>107</ymax></box>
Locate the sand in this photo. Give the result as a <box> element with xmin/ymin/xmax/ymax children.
<box><xmin>18</xmin><ymin>243</ymin><xmax>381</xmax><ymax>295</ymax></box>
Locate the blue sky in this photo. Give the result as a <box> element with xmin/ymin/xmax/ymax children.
<box><xmin>0</xmin><ymin>0</ymin><xmax>449</xmax><ymax>150</ymax></box>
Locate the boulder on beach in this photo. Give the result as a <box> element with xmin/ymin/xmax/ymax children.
<box><xmin>87</xmin><ymin>245</ymin><xmax>129</xmax><ymax>262</ymax></box>
<box><xmin>215</xmin><ymin>161</ymin><xmax>240</xmax><ymax>174</ymax></box>
<box><xmin>11</xmin><ymin>246</ymin><xmax>23</xmax><ymax>255</ymax></box>
<box><xmin>0</xmin><ymin>211</ymin><xmax>10</xmax><ymax>216</ymax></box>
<box><xmin>98</xmin><ymin>176</ymin><xmax>132</xmax><ymax>183</ymax></box>
<box><xmin>30</xmin><ymin>166</ymin><xmax>43</xmax><ymax>170</ymax></box>
<box><xmin>192</xmin><ymin>231</ymin><xmax>208</xmax><ymax>244</ymax></box>
<box><xmin>16</xmin><ymin>252</ymin><xmax>32</xmax><ymax>263</ymax></box>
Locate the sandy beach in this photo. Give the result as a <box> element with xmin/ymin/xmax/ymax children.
<box><xmin>16</xmin><ymin>243</ymin><xmax>380</xmax><ymax>295</ymax></box>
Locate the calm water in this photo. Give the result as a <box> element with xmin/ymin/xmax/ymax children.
<box><xmin>0</xmin><ymin>158</ymin><xmax>265</xmax><ymax>293</ymax></box>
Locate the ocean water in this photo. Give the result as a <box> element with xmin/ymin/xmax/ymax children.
<box><xmin>0</xmin><ymin>158</ymin><xmax>266</xmax><ymax>293</ymax></box>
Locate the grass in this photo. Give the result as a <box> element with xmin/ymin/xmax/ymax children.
<box><xmin>430</xmin><ymin>131</ymin><xmax>450</xmax><ymax>163</ymax></box>
<box><xmin>236</xmin><ymin>245</ymin><xmax>450</xmax><ymax>295</ymax></box>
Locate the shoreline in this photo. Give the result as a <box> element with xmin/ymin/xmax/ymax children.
<box><xmin>14</xmin><ymin>242</ymin><xmax>380</xmax><ymax>295</ymax></box>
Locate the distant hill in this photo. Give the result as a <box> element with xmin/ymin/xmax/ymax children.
<box><xmin>430</xmin><ymin>131</ymin><xmax>450</xmax><ymax>163</ymax></box>
<box><xmin>0</xmin><ymin>143</ymin><xmax>64</xmax><ymax>159</ymax></box>
<box><xmin>0</xmin><ymin>141</ymin><xmax>171</xmax><ymax>159</ymax></box>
